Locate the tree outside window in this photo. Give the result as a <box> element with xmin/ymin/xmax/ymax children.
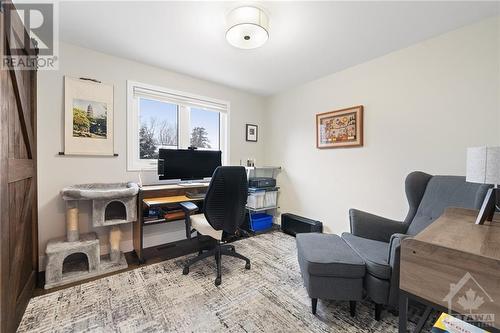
<box><xmin>190</xmin><ymin>108</ymin><xmax>219</xmax><ymax>150</ymax></box>
<box><xmin>139</xmin><ymin>98</ymin><xmax>178</xmax><ymax>159</ymax></box>
<box><xmin>190</xmin><ymin>126</ymin><xmax>211</xmax><ymax>148</ymax></box>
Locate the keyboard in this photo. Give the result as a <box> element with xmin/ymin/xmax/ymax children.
<box><xmin>178</xmin><ymin>182</ymin><xmax>207</xmax><ymax>187</ymax></box>
<box><xmin>186</xmin><ymin>191</ymin><xmax>206</xmax><ymax>199</ymax></box>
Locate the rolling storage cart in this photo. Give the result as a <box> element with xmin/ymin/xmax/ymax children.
<box><xmin>245</xmin><ymin>166</ymin><xmax>281</xmax><ymax>232</ymax></box>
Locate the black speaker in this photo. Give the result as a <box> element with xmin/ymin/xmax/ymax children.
<box><xmin>281</xmin><ymin>213</ymin><xmax>323</xmax><ymax>236</ymax></box>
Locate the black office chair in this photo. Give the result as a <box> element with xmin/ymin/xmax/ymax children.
<box><xmin>180</xmin><ymin>166</ymin><xmax>251</xmax><ymax>286</ymax></box>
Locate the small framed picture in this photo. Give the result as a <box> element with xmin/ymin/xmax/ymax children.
<box><xmin>246</xmin><ymin>124</ymin><xmax>258</xmax><ymax>142</ymax></box>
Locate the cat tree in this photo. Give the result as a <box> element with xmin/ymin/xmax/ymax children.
<box><xmin>44</xmin><ymin>182</ymin><xmax>139</xmax><ymax>289</ymax></box>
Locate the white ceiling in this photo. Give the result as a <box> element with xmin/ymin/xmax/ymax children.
<box><xmin>59</xmin><ymin>1</ymin><xmax>499</xmax><ymax>96</ymax></box>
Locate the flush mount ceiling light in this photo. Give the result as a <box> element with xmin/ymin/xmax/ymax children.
<box><xmin>226</xmin><ymin>6</ymin><xmax>269</xmax><ymax>49</ymax></box>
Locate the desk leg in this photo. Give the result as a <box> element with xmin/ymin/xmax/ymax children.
<box><xmin>414</xmin><ymin>306</ymin><xmax>432</xmax><ymax>333</ymax></box>
<box><xmin>134</xmin><ymin>192</ymin><xmax>145</xmax><ymax>264</ymax></box>
<box><xmin>399</xmin><ymin>292</ymin><xmax>408</xmax><ymax>333</ymax></box>
<box><xmin>133</xmin><ymin>222</ymin><xmax>145</xmax><ymax>264</ymax></box>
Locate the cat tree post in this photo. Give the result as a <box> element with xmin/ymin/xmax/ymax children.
<box><xmin>109</xmin><ymin>226</ymin><xmax>122</xmax><ymax>263</ymax></box>
<box><xmin>66</xmin><ymin>200</ymin><xmax>79</xmax><ymax>242</ymax></box>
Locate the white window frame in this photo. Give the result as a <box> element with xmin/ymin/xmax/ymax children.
<box><xmin>127</xmin><ymin>81</ymin><xmax>229</xmax><ymax>171</ymax></box>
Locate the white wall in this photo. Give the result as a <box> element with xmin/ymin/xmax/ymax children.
<box><xmin>264</xmin><ymin>17</ymin><xmax>500</xmax><ymax>235</ymax></box>
<box><xmin>38</xmin><ymin>17</ymin><xmax>500</xmax><ymax>270</ymax></box>
<box><xmin>37</xmin><ymin>42</ymin><xmax>265</xmax><ymax>269</ymax></box>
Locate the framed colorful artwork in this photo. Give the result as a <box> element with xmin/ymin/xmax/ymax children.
<box><xmin>316</xmin><ymin>105</ymin><xmax>363</xmax><ymax>149</ymax></box>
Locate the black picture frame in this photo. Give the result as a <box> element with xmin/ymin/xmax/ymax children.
<box><xmin>246</xmin><ymin>124</ymin><xmax>258</xmax><ymax>142</ymax></box>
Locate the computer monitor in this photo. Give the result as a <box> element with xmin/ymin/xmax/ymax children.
<box><xmin>158</xmin><ymin>149</ymin><xmax>222</xmax><ymax>181</ymax></box>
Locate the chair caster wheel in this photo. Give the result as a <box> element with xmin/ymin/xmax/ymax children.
<box><xmin>182</xmin><ymin>267</ymin><xmax>189</xmax><ymax>275</ymax></box>
<box><xmin>245</xmin><ymin>262</ymin><xmax>251</xmax><ymax>270</ymax></box>
<box><xmin>215</xmin><ymin>277</ymin><xmax>221</xmax><ymax>286</ymax></box>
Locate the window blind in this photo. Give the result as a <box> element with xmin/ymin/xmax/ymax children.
<box><xmin>133</xmin><ymin>86</ymin><xmax>228</xmax><ymax>113</ymax></box>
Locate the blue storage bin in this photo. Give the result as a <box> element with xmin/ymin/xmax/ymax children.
<box><xmin>250</xmin><ymin>213</ymin><xmax>273</xmax><ymax>232</ymax></box>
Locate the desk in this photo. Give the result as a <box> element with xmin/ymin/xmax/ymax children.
<box><xmin>133</xmin><ymin>183</ymin><xmax>209</xmax><ymax>263</ymax></box>
<box><xmin>143</xmin><ymin>195</ymin><xmax>204</xmax><ymax>206</ymax></box>
<box><xmin>399</xmin><ymin>208</ymin><xmax>500</xmax><ymax>332</ymax></box>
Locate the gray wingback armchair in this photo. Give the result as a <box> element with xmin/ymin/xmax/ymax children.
<box><xmin>341</xmin><ymin>171</ymin><xmax>491</xmax><ymax>312</ymax></box>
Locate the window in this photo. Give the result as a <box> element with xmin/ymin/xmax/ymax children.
<box><xmin>190</xmin><ymin>108</ymin><xmax>220</xmax><ymax>150</ymax></box>
<box><xmin>139</xmin><ymin>98</ymin><xmax>178</xmax><ymax>159</ymax></box>
<box><xmin>127</xmin><ymin>81</ymin><xmax>228</xmax><ymax>171</ymax></box>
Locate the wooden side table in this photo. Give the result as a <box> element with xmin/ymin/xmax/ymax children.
<box><xmin>399</xmin><ymin>208</ymin><xmax>500</xmax><ymax>332</ymax></box>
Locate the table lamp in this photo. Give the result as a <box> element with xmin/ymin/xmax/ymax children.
<box><xmin>466</xmin><ymin>146</ymin><xmax>500</xmax><ymax>224</ymax></box>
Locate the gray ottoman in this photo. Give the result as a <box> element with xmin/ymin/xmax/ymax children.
<box><xmin>297</xmin><ymin>233</ymin><xmax>365</xmax><ymax>316</ymax></box>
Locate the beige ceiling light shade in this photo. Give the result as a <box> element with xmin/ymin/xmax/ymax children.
<box><xmin>226</xmin><ymin>6</ymin><xmax>269</xmax><ymax>49</ymax></box>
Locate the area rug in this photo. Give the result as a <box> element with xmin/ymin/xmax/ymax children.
<box><xmin>18</xmin><ymin>231</ymin><xmax>429</xmax><ymax>332</ymax></box>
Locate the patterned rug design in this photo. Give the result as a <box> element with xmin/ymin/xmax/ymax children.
<box><xmin>18</xmin><ymin>231</ymin><xmax>428</xmax><ymax>332</ymax></box>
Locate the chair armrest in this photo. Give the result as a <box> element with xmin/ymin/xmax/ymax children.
<box><xmin>179</xmin><ymin>202</ymin><xmax>199</xmax><ymax>239</ymax></box>
<box><xmin>386</xmin><ymin>233</ymin><xmax>411</xmax><ymax>307</ymax></box>
<box><xmin>387</xmin><ymin>233</ymin><xmax>411</xmax><ymax>267</ymax></box>
<box><xmin>349</xmin><ymin>209</ymin><xmax>407</xmax><ymax>243</ymax></box>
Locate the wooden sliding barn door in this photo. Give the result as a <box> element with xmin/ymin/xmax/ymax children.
<box><xmin>0</xmin><ymin>1</ymin><xmax>39</xmax><ymax>332</ymax></box>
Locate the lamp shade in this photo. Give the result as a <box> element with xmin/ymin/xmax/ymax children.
<box><xmin>466</xmin><ymin>146</ymin><xmax>500</xmax><ymax>184</ymax></box>
<box><xmin>226</xmin><ymin>6</ymin><xmax>269</xmax><ymax>49</ymax></box>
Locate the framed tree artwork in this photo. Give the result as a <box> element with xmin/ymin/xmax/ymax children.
<box><xmin>64</xmin><ymin>77</ymin><xmax>114</xmax><ymax>155</ymax></box>
<box><xmin>316</xmin><ymin>105</ymin><xmax>363</xmax><ymax>149</ymax></box>
<box><xmin>246</xmin><ymin>124</ymin><xmax>258</xmax><ymax>142</ymax></box>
